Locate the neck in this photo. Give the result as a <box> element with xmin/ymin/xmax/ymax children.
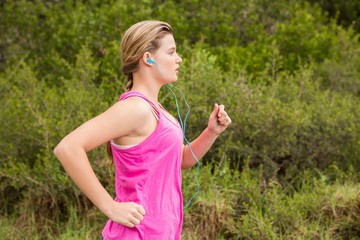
<box><xmin>131</xmin><ymin>79</ymin><xmax>162</xmax><ymax>104</ymax></box>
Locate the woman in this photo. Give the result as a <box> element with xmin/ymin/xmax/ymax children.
<box><xmin>54</xmin><ymin>20</ymin><xmax>231</xmax><ymax>240</ymax></box>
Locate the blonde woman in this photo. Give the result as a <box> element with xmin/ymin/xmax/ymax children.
<box><xmin>54</xmin><ymin>20</ymin><xmax>231</xmax><ymax>240</ymax></box>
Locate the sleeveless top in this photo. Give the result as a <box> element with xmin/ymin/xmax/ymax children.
<box><xmin>102</xmin><ymin>91</ymin><xmax>184</xmax><ymax>240</ymax></box>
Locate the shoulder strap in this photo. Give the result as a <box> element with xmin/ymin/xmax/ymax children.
<box><xmin>119</xmin><ymin>91</ymin><xmax>160</xmax><ymax>120</ymax></box>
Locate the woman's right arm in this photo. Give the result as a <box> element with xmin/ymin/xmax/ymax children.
<box><xmin>54</xmin><ymin>99</ymin><xmax>149</xmax><ymax>227</ymax></box>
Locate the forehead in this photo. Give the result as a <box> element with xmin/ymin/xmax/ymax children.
<box><xmin>157</xmin><ymin>34</ymin><xmax>176</xmax><ymax>49</ymax></box>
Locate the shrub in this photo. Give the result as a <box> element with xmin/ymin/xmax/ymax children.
<box><xmin>173</xmin><ymin>47</ymin><xmax>360</xmax><ymax>179</ymax></box>
<box><xmin>0</xmin><ymin>46</ymin><xmax>112</xmax><ymax>228</ymax></box>
<box><xmin>1</xmin><ymin>0</ymin><xmax>359</xmax><ymax>239</ymax></box>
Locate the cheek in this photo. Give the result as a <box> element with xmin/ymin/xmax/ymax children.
<box><xmin>164</xmin><ymin>60</ymin><xmax>174</xmax><ymax>69</ymax></box>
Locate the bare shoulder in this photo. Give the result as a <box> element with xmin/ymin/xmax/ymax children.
<box><xmin>111</xmin><ymin>97</ymin><xmax>154</xmax><ymax>120</ymax></box>
<box><xmin>55</xmin><ymin>96</ymin><xmax>156</xmax><ymax>152</ymax></box>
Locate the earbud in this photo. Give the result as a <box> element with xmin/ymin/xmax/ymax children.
<box><xmin>147</xmin><ymin>58</ymin><xmax>156</xmax><ymax>64</ymax></box>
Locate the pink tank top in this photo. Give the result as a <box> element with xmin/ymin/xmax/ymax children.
<box><xmin>102</xmin><ymin>91</ymin><xmax>184</xmax><ymax>240</ymax></box>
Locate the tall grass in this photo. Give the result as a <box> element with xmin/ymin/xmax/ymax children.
<box><xmin>2</xmin><ymin>162</ymin><xmax>358</xmax><ymax>239</ymax></box>
<box><xmin>182</xmin><ymin>162</ymin><xmax>360</xmax><ymax>239</ymax></box>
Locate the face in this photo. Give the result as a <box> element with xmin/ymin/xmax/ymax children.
<box><xmin>152</xmin><ymin>34</ymin><xmax>182</xmax><ymax>83</ymax></box>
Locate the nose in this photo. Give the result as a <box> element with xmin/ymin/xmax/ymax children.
<box><xmin>176</xmin><ymin>53</ymin><xmax>182</xmax><ymax>63</ymax></box>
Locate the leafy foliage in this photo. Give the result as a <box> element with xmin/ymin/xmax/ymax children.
<box><xmin>0</xmin><ymin>0</ymin><xmax>359</xmax><ymax>239</ymax></box>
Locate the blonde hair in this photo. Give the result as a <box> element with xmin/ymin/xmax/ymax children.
<box><xmin>120</xmin><ymin>20</ymin><xmax>173</xmax><ymax>90</ymax></box>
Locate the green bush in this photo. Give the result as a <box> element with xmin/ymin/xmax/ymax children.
<box><xmin>0</xmin><ymin>46</ymin><xmax>113</xmax><ymax>224</ymax></box>
<box><xmin>2</xmin><ymin>34</ymin><xmax>359</xmax><ymax>240</ymax></box>
<box><xmin>1</xmin><ymin>0</ymin><xmax>359</xmax><ymax>239</ymax></box>
<box><xmin>175</xmin><ymin>48</ymin><xmax>360</xmax><ymax>179</ymax></box>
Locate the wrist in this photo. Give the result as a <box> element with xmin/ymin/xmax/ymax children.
<box><xmin>205</xmin><ymin>127</ymin><xmax>220</xmax><ymax>137</ymax></box>
<box><xmin>99</xmin><ymin>197</ymin><xmax>116</xmax><ymax>219</ymax></box>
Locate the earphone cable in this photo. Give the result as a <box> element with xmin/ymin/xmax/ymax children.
<box><xmin>151</xmin><ymin>61</ymin><xmax>201</xmax><ymax>208</ymax></box>
<box><xmin>166</xmin><ymin>84</ymin><xmax>201</xmax><ymax>208</ymax></box>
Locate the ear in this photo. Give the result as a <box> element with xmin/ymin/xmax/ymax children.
<box><xmin>142</xmin><ymin>52</ymin><xmax>153</xmax><ymax>66</ymax></box>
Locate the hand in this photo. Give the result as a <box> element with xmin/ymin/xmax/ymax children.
<box><xmin>106</xmin><ymin>201</ymin><xmax>146</xmax><ymax>228</ymax></box>
<box><xmin>207</xmin><ymin>103</ymin><xmax>232</xmax><ymax>135</ymax></box>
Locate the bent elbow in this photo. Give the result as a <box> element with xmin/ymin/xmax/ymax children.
<box><xmin>53</xmin><ymin>138</ymin><xmax>71</xmax><ymax>162</ymax></box>
<box><xmin>53</xmin><ymin>141</ymin><xmax>64</xmax><ymax>160</ymax></box>
<box><xmin>181</xmin><ymin>160</ymin><xmax>194</xmax><ymax>170</ymax></box>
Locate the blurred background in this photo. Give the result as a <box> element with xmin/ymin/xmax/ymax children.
<box><xmin>0</xmin><ymin>0</ymin><xmax>359</xmax><ymax>239</ymax></box>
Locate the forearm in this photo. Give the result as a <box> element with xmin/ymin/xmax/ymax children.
<box><xmin>182</xmin><ymin>127</ymin><xmax>219</xmax><ymax>169</ymax></box>
<box><xmin>54</xmin><ymin>142</ymin><xmax>114</xmax><ymax>217</ymax></box>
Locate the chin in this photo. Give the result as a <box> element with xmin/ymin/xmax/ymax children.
<box><xmin>168</xmin><ymin>77</ymin><xmax>178</xmax><ymax>83</ymax></box>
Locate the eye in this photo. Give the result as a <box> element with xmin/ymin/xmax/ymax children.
<box><xmin>169</xmin><ymin>48</ymin><xmax>177</xmax><ymax>55</ymax></box>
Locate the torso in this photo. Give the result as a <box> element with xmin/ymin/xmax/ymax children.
<box><xmin>102</xmin><ymin>91</ymin><xmax>184</xmax><ymax>240</ymax></box>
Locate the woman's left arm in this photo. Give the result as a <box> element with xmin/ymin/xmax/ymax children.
<box><xmin>182</xmin><ymin>103</ymin><xmax>231</xmax><ymax>169</ymax></box>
